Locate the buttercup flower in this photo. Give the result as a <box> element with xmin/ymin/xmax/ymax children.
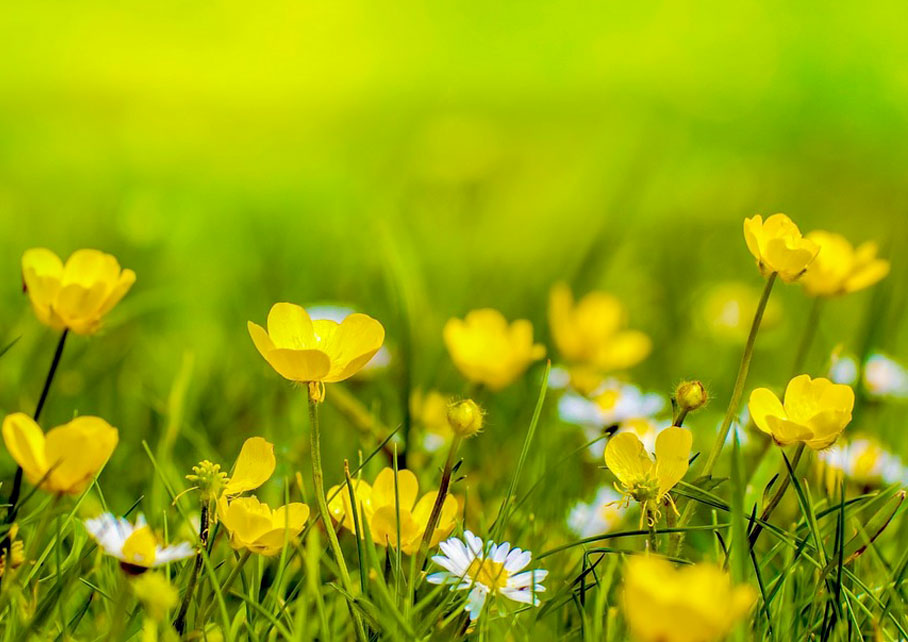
<box><xmin>248</xmin><ymin>302</ymin><xmax>385</xmax><ymax>396</ymax></box>
<box><xmin>622</xmin><ymin>555</ymin><xmax>755</xmax><ymax>642</ymax></box>
<box><xmin>800</xmin><ymin>231</ymin><xmax>890</xmax><ymax>297</ymax></box>
<box><xmin>567</xmin><ymin>486</ymin><xmax>625</xmax><ymax>538</ymax></box>
<box><xmin>743</xmin><ymin>214</ymin><xmax>819</xmax><ymax>282</ymax></box>
<box><xmin>21</xmin><ymin>248</ymin><xmax>136</xmax><ymax>335</ymax></box>
<box><xmin>748</xmin><ymin>375</ymin><xmax>854</xmax><ymax>449</ymax></box>
<box><xmin>427</xmin><ymin>531</ymin><xmax>547</xmax><ymax>621</ymax></box>
<box><xmin>817</xmin><ymin>437</ymin><xmax>906</xmax><ymax>492</ymax></box>
<box><xmin>307</xmin><ymin>304</ymin><xmax>392</xmax><ymax>374</ymax></box>
<box><xmin>548</xmin><ymin>282</ymin><xmax>651</xmax><ymax>372</ymax></box>
<box><xmin>328</xmin><ymin>467</ymin><xmax>459</xmax><ymax>555</ymax></box>
<box><xmin>604</xmin><ymin>426</ymin><xmax>692</xmax><ymax>526</ymax></box>
<box><xmin>217</xmin><ymin>496</ymin><xmax>309</xmax><ymax>556</ymax></box>
<box><xmin>84</xmin><ymin>513</ymin><xmax>194</xmax><ymax>571</ymax></box>
<box><xmin>2</xmin><ymin>413</ymin><xmax>118</xmax><ymax>495</ymax></box>
<box><xmin>443</xmin><ymin>309</ymin><xmax>545</xmax><ymax>390</ymax></box>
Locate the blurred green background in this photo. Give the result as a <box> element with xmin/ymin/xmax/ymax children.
<box><xmin>0</xmin><ymin>1</ymin><xmax>906</xmax><ymax>513</ymax></box>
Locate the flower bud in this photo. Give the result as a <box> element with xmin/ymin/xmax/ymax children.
<box><xmin>446</xmin><ymin>399</ymin><xmax>484</xmax><ymax>438</ymax></box>
<box><xmin>676</xmin><ymin>380</ymin><xmax>708</xmax><ymax>412</ymax></box>
<box><xmin>186</xmin><ymin>460</ymin><xmax>228</xmax><ymax>501</ymax></box>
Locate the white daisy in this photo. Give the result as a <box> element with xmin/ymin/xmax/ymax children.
<box><xmin>863</xmin><ymin>353</ymin><xmax>908</xmax><ymax>400</ymax></box>
<box><xmin>427</xmin><ymin>531</ymin><xmax>547</xmax><ymax>621</ymax></box>
<box><xmin>817</xmin><ymin>437</ymin><xmax>907</xmax><ymax>486</ymax></box>
<box><xmin>567</xmin><ymin>486</ymin><xmax>625</xmax><ymax>538</ymax></box>
<box><xmin>828</xmin><ymin>352</ymin><xmax>860</xmax><ymax>386</ymax></box>
<box><xmin>84</xmin><ymin>513</ymin><xmax>195</xmax><ymax>570</ymax></box>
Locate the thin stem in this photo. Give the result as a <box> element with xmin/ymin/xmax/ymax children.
<box><xmin>174</xmin><ymin>501</ymin><xmax>210</xmax><ymax>634</ymax></box>
<box><xmin>5</xmin><ymin>330</ymin><xmax>69</xmax><ymax>533</ymax></box>
<box><xmin>747</xmin><ymin>443</ymin><xmax>807</xmax><ymax>549</ymax></box>
<box><xmin>791</xmin><ymin>297</ymin><xmax>823</xmax><ymax>378</ymax></box>
<box><xmin>412</xmin><ymin>436</ymin><xmax>462</xmax><ymax>581</ymax></box>
<box><xmin>197</xmin><ymin>549</ymin><xmax>252</xmax><ymax>625</ymax></box>
<box><xmin>700</xmin><ymin>273</ymin><xmax>777</xmax><ymax>478</ymax></box>
<box><xmin>308</xmin><ymin>393</ymin><xmax>366</xmax><ymax>642</ymax></box>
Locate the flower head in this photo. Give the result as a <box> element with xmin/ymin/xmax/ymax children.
<box><xmin>749</xmin><ymin>375</ymin><xmax>854</xmax><ymax>449</ymax></box>
<box><xmin>675</xmin><ymin>380</ymin><xmax>708</xmax><ymax>413</ymax></box>
<box><xmin>2</xmin><ymin>413</ymin><xmax>118</xmax><ymax>495</ymax></box>
<box><xmin>22</xmin><ymin>248</ymin><xmax>136</xmax><ymax>335</ymax></box>
<box><xmin>548</xmin><ymin>282</ymin><xmax>651</xmax><ymax>372</ymax></box>
<box><xmin>84</xmin><ymin>513</ymin><xmax>194</xmax><ymax>572</ymax></box>
<box><xmin>800</xmin><ymin>231</ymin><xmax>889</xmax><ymax>297</ymax></box>
<box><xmin>427</xmin><ymin>531</ymin><xmax>547</xmax><ymax>621</ymax></box>
<box><xmin>248</xmin><ymin>302</ymin><xmax>385</xmax><ymax>391</ymax></box>
<box><xmin>443</xmin><ymin>309</ymin><xmax>545</xmax><ymax>390</ymax></box>
<box><xmin>447</xmin><ymin>399</ymin><xmax>484</xmax><ymax>438</ymax></box>
<box><xmin>217</xmin><ymin>496</ymin><xmax>309</xmax><ymax>556</ymax></box>
<box><xmin>622</xmin><ymin>555</ymin><xmax>755</xmax><ymax>642</ymax></box>
<box><xmin>604</xmin><ymin>426</ymin><xmax>692</xmax><ymax>526</ymax></box>
<box><xmin>743</xmin><ymin>214</ymin><xmax>819</xmax><ymax>282</ymax></box>
<box><xmin>328</xmin><ymin>467</ymin><xmax>459</xmax><ymax>555</ymax></box>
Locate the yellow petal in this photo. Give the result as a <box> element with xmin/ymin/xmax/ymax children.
<box><xmin>371</xmin><ymin>468</ymin><xmax>419</xmax><ymax>512</ymax></box>
<box><xmin>322</xmin><ymin>313</ymin><xmax>386</xmax><ymax>382</ymax></box>
<box><xmin>224</xmin><ymin>437</ymin><xmax>276</xmax><ymax>495</ymax></box>
<box><xmin>654</xmin><ymin>426</ymin><xmax>692</xmax><ymax>496</ymax></box>
<box><xmin>122</xmin><ymin>526</ymin><xmax>157</xmax><ymax>567</ymax></box>
<box><xmin>266</xmin><ymin>303</ymin><xmax>315</xmax><ymax>350</ymax></box>
<box><xmin>748</xmin><ymin>387</ymin><xmax>786</xmax><ymax>437</ymax></box>
<box><xmin>61</xmin><ymin>249</ymin><xmax>120</xmax><ymax>288</ymax></box>
<box><xmin>22</xmin><ymin>248</ymin><xmax>63</xmax><ymax>310</ymax></box>
<box><xmin>220</xmin><ymin>496</ymin><xmax>275</xmax><ymax>547</ymax></box>
<box><xmin>272</xmin><ymin>502</ymin><xmax>310</xmax><ymax>531</ymax></box>
<box><xmin>595</xmin><ymin>330</ymin><xmax>651</xmax><ymax>371</ymax></box>
<box><xmin>805</xmin><ymin>410</ymin><xmax>851</xmax><ymax>449</ymax></box>
<box><xmin>604</xmin><ymin>432</ymin><xmax>652</xmax><ymax>488</ymax></box>
<box><xmin>96</xmin><ymin>268</ymin><xmax>136</xmax><ymax>317</ymax></box>
<box><xmin>261</xmin><ymin>348</ymin><xmax>332</xmax><ymax>382</ymax></box>
<box><xmin>1</xmin><ymin>413</ymin><xmax>49</xmax><ymax>484</ymax></box>
<box><xmin>55</xmin><ymin>282</ymin><xmax>109</xmax><ymax>332</ymax></box>
<box><xmin>742</xmin><ymin>215</ymin><xmax>764</xmax><ymax>262</ymax></box>
<box><xmin>44</xmin><ymin>417</ymin><xmax>118</xmax><ymax>494</ymax></box>
<box><xmin>369</xmin><ymin>505</ymin><xmax>421</xmax><ymax>552</ymax></box>
<box><xmin>765</xmin><ymin>415</ymin><xmax>812</xmax><ymax>445</ymax></box>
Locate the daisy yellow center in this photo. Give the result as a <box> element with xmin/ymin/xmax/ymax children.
<box><xmin>595</xmin><ymin>390</ymin><xmax>620</xmax><ymax>411</ymax></box>
<box><xmin>122</xmin><ymin>526</ymin><xmax>157</xmax><ymax>566</ymax></box>
<box><xmin>467</xmin><ymin>557</ymin><xmax>509</xmax><ymax>591</ymax></box>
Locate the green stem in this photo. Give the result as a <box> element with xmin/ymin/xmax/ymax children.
<box><xmin>173</xmin><ymin>501</ymin><xmax>210</xmax><ymax>634</ymax></box>
<box><xmin>747</xmin><ymin>443</ymin><xmax>807</xmax><ymax>548</ymax></box>
<box><xmin>197</xmin><ymin>549</ymin><xmax>252</xmax><ymax>625</ymax></box>
<box><xmin>308</xmin><ymin>393</ymin><xmax>366</xmax><ymax>642</ymax></box>
<box><xmin>700</xmin><ymin>272</ymin><xmax>777</xmax><ymax>478</ymax></box>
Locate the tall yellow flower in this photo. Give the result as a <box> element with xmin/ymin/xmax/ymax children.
<box><xmin>443</xmin><ymin>308</ymin><xmax>545</xmax><ymax>390</ymax></box>
<box><xmin>748</xmin><ymin>374</ymin><xmax>854</xmax><ymax>449</ymax></box>
<box><xmin>248</xmin><ymin>302</ymin><xmax>385</xmax><ymax>398</ymax></box>
<box><xmin>21</xmin><ymin>248</ymin><xmax>136</xmax><ymax>335</ymax></box>
<box><xmin>622</xmin><ymin>555</ymin><xmax>755</xmax><ymax>642</ymax></box>
<box><xmin>548</xmin><ymin>282</ymin><xmax>650</xmax><ymax>372</ymax></box>
<box><xmin>800</xmin><ymin>231</ymin><xmax>890</xmax><ymax>297</ymax></box>
<box><xmin>2</xmin><ymin>413</ymin><xmax>118</xmax><ymax>495</ymax></box>
<box><xmin>604</xmin><ymin>426</ymin><xmax>691</xmax><ymax>526</ymax></box>
<box><xmin>328</xmin><ymin>468</ymin><xmax>459</xmax><ymax>555</ymax></box>
<box><xmin>743</xmin><ymin>214</ymin><xmax>819</xmax><ymax>282</ymax></box>
<box><xmin>218</xmin><ymin>496</ymin><xmax>310</xmax><ymax>556</ymax></box>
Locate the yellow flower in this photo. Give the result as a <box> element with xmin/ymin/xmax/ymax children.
<box><xmin>604</xmin><ymin>426</ymin><xmax>692</xmax><ymax>526</ymax></box>
<box><xmin>743</xmin><ymin>214</ymin><xmax>819</xmax><ymax>282</ymax></box>
<box><xmin>549</xmin><ymin>282</ymin><xmax>651</xmax><ymax>372</ymax></box>
<box><xmin>2</xmin><ymin>413</ymin><xmax>118</xmax><ymax>495</ymax></box>
<box><xmin>328</xmin><ymin>468</ymin><xmax>459</xmax><ymax>555</ymax></box>
<box><xmin>217</xmin><ymin>496</ymin><xmax>310</xmax><ymax>556</ymax></box>
<box><xmin>749</xmin><ymin>374</ymin><xmax>854</xmax><ymax>449</ymax></box>
<box><xmin>223</xmin><ymin>437</ymin><xmax>276</xmax><ymax>496</ymax></box>
<box><xmin>21</xmin><ymin>248</ymin><xmax>136</xmax><ymax>335</ymax></box>
<box><xmin>800</xmin><ymin>231</ymin><xmax>890</xmax><ymax>297</ymax></box>
<box><xmin>443</xmin><ymin>308</ymin><xmax>545</xmax><ymax>390</ymax></box>
<box><xmin>248</xmin><ymin>302</ymin><xmax>385</xmax><ymax>388</ymax></box>
<box><xmin>622</xmin><ymin>555</ymin><xmax>755</xmax><ymax>642</ymax></box>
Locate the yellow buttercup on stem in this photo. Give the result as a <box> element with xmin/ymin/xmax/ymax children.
<box><xmin>21</xmin><ymin>248</ymin><xmax>136</xmax><ymax>335</ymax></box>
<box><xmin>2</xmin><ymin>413</ymin><xmax>118</xmax><ymax>495</ymax></box>
<box><xmin>622</xmin><ymin>555</ymin><xmax>755</xmax><ymax>642</ymax></box>
<box><xmin>604</xmin><ymin>426</ymin><xmax>692</xmax><ymax>527</ymax></box>
<box><xmin>800</xmin><ymin>231</ymin><xmax>890</xmax><ymax>297</ymax></box>
<box><xmin>548</xmin><ymin>282</ymin><xmax>651</xmax><ymax>372</ymax></box>
<box><xmin>748</xmin><ymin>374</ymin><xmax>854</xmax><ymax>449</ymax></box>
<box><xmin>218</xmin><ymin>496</ymin><xmax>310</xmax><ymax>556</ymax></box>
<box><xmin>743</xmin><ymin>214</ymin><xmax>819</xmax><ymax>282</ymax></box>
<box><xmin>443</xmin><ymin>308</ymin><xmax>545</xmax><ymax>390</ymax></box>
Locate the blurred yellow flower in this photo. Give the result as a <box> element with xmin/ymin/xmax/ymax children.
<box><xmin>604</xmin><ymin>426</ymin><xmax>691</xmax><ymax>526</ymax></box>
<box><xmin>549</xmin><ymin>282</ymin><xmax>650</xmax><ymax>372</ymax></box>
<box><xmin>800</xmin><ymin>231</ymin><xmax>890</xmax><ymax>297</ymax></box>
<box><xmin>743</xmin><ymin>214</ymin><xmax>819</xmax><ymax>282</ymax></box>
<box><xmin>2</xmin><ymin>413</ymin><xmax>118</xmax><ymax>495</ymax></box>
<box><xmin>217</xmin><ymin>496</ymin><xmax>309</xmax><ymax>556</ymax></box>
<box><xmin>248</xmin><ymin>302</ymin><xmax>385</xmax><ymax>389</ymax></box>
<box><xmin>131</xmin><ymin>572</ymin><xmax>179</xmax><ymax>621</ymax></box>
<box><xmin>749</xmin><ymin>374</ymin><xmax>854</xmax><ymax>449</ymax></box>
<box><xmin>21</xmin><ymin>248</ymin><xmax>136</xmax><ymax>335</ymax></box>
<box><xmin>443</xmin><ymin>308</ymin><xmax>545</xmax><ymax>390</ymax></box>
<box><xmin>328</xmin><ymin>468</ymin><xmax>459</xmax><ymax>555</ymax></box>
<box><xmin>622</xmin><ymin>555</ymin><xmax>755</xmax><ymax>642</ymax></box>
